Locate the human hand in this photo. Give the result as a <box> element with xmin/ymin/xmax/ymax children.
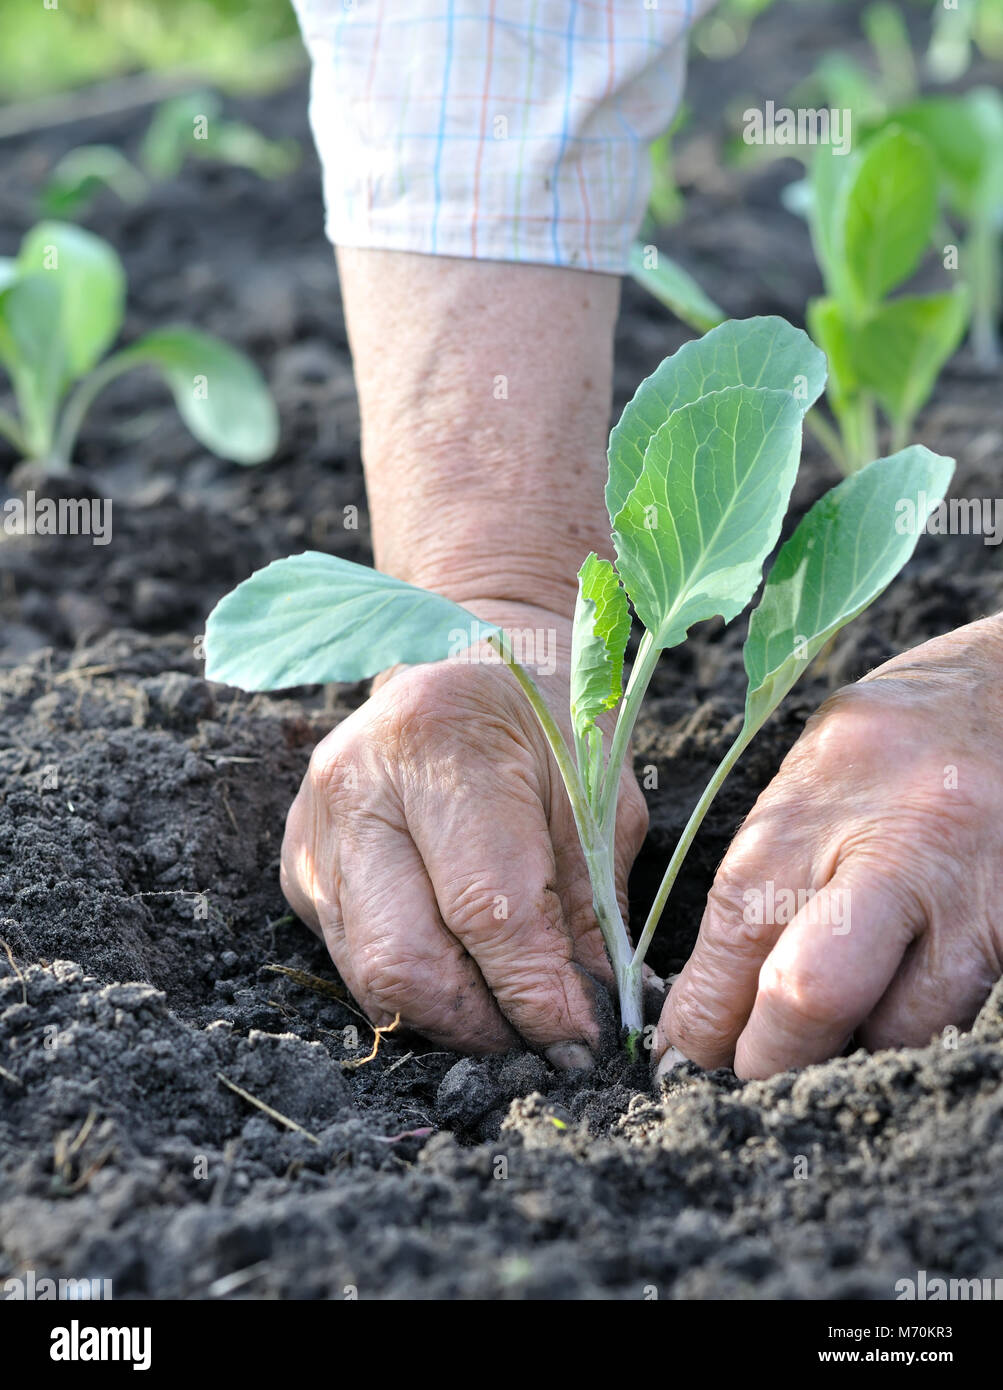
<box><xmin>655</xmin><ymin>615</ymin><xmax>1003</xmax><ymax>1079</ymax></box>
<box><xmin>281</xmin><ymin>601</ymin><xmax>648</xmax><ymax>1066</ymax></box>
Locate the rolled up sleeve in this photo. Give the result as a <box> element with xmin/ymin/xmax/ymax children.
<box><xmin>292</xmin><ymin>0</ymin><xmax>712</xmax><ymax>273</ymax></box>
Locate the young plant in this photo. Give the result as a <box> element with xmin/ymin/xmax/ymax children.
<box><xmin>882</xmin><ymin>88</ymin><xmax>1003</xmax><ymax>368</ymax></box>
<box><xmin>804</xmin><ymin>126</ymin><xmax>969</xmax><ymax>473</ymax></box>
<box><xmin>38</xmin><ymin>91</ymin><xmax>300</xmax><ymax>221</ymax></box>
<box><xmin>0</xmin><ymin>220</ymin><xmax>278</xmax><ymax>472</ymax></box>
<box><xmin>140</xmin><ymin>91</ymin><xmax>300</xmax><ymax>183</ymax></box>
<box><xmin>203</xmin><ymin>317</ymin><xmax>953</xmax><ymax>1042</ymax></box>
<box><xmin>39</xmin><ymin>145</ymin><xmax>149</xmax><ymax>220</ymax></box>
<box><xmin>926</xmin><ymin>0</ymin><xmax>1003</xmax><ymax>82</ymax></box>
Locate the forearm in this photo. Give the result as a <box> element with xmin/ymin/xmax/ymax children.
<box><xmin>337</xmin><ymin>247</ymin><xmax>620</xmax><ymax>617</ymax></box>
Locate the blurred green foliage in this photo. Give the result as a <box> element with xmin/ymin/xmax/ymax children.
<box><xmin>0</xmin><ymin>0</ymin><xmax>301</xmax><ymax>101</ymax></box>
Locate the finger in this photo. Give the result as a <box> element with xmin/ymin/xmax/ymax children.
<box><xmin>734</xmin><ymin>864</ymin><xmax>922</xmax><ymax>1079</ymax></box>
<box><xmin>412</xmin><ymin>790</ymin><xmax>605</xmax><ymax>1054</ymax></box>
<box><xmin>658</xmin><ymin>809</ymin><xmax>817</xmax><ymax>1068</ymax></box>
<box><xmin>857</xmin><ymin>926</ymin><xmax>996</xmax><ymax>1053</ymax></box>
<box><xmin>280</xmin><ymin>790</ymin><xmax>323</xmax><ymax>936</ymax></box>
<box><xmin>287</xmin><ymin>782</ymin><xmax>518</xmax><ymax>1051</ymax></box>
<box><xmin>337</xmin><ymin>816</ymin><xmax>520</xmax><ymax>1051</ymax></box>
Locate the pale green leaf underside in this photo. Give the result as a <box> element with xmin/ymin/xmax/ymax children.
<box><xmin>570</xmin><ymin>552</ymin><xmax>630</xmax><ymax>743</ymax></box>
<box><xmin>743</xmin><ymin>446</ymin><xmax>956</xmax><ymax>730</ymax></box>
<box><xmin>117</xmin><ymin>327</ymin><xmax>279</xmax><ymax>465</ymax></box>
<box><xmin>606</xmin><ymin>316</ymin><xmax>826</xmax><ymax>522</ymax></box>
<box><xmin>205</xmin><ymin>552</ymin><xmax>495</xmax><ymax>690</ymax></box>
<box><xmin>612</xmin><ymin>385</ymin><xmax>805</xmax><ymax>648</ymax></box>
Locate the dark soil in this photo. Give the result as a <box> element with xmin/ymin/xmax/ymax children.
<box><xmin>3</xmin><ymin>2</ymin><xmax>1003</xmax><ymax>1300</ymax></box>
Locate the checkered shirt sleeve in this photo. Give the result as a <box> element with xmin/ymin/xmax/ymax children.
<box><xmin>291</xmin><ymin>0</ymin><xmax>711</xmax><ymax>273</ymax></box>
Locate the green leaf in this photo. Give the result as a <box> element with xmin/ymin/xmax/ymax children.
<box><xmin>612</xmin><ymin>385</ymin><xmax>805</xmax><ymax>649</ymax></box>
<box><xmin>811</xmin><ymin>52</ymin><xmax>884</xmax><ymax>124</ymax></box>
<box><xmin>204</xmin><ymin>553</ymin><xmax>495</xmax><ymax>690</ymax></box>
<box><xmin>140</xmin><ymin>91</ymin><xmax>298</xmax><ymax>181</ymax></box>
<box><xmin>842</xmin><ymin>126</ymin><xmax>938</xmax><ymax>305</ymax></box>
<box><xmin>884</xmin><ymin>89</ymin><xmax>1003</xmax><ymax>218</ymax></box>
<box><xmin>206</xmin><ymin>122</ymin><xmax>300</xmax><ymax>179</ymax></box>
<box><xmin>742</xmin><ymin>445</ymin><xmax>955</xmax><ymax>732</ymax></box>
<box><xmin>141</xmin><ymin>91</ymin><xmax>222</xmax><ymax>178</ymax></box>
<box><xmin>853</xmin><ymin>290</ymin><xmax>969</xmax><ymax>431</ymax></box>
<box><xmin>0</xmin><ymin>259</ymin><xmax>18</xmax><ymax>293</ymax></box>
<box><xmin>607</xmin><ymin>316</ymin><xmax>826</xmax><ymax>522</ymax></box>
<box><xmin>570</xmin><ymin>554</ymin><xmax>630</xmax><ymax>794</ymax></box>
<box><xmin>17</xmin><ymin>221</ymin><xmax>125</xmax><ymax>383</ymax></box>
<box><xmin>628</xmin><ymin>242</ymin><xmax>726</xmax><ymax>336</ymax></box>
<box><xmin>0</xmin><ymin>274</ymin><xmax>67</xmax><ymax>458</ymax></box>
<box><xmin>111</xmin><ymin>327</ymin><xmax>278</xmax><ymax>464</ymax></box>
<box><xmin>40</xmin><ymin>145</ymin><xmax>148</xmax><ymax>218</ymax></box>
<box><xmin>862</xmin><ymin>1</ymin><xmax>917</xmax><ymax>106</ymax></box>
<box><xmin>807</xmin><ymin>143</ymin><xmax>858</xmax><ymax>298</ymax></box>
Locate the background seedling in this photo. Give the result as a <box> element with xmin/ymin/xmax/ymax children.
<box><xmin>881</xmin><ymin>88</ymin><xmax>1003</xmax><ymax>368</ymax></box>
<box><xmin>39</xmin><ymin>90</ymin><xmax>300</xmax><ymax>220</ymax></box>
<box><xmin>204</xmin><ymin>317</ymin><xmax>953</xmax><ymax>1042</ymax></box>
<box><xmin>0</xmin><ymin>220</ymin><xmax>278</xmax><ymax>472</ymax></box>
<box><xmin>803</xmin><ymin>127</ymin><xmax>969</xmax><ymax>473</ymax></box>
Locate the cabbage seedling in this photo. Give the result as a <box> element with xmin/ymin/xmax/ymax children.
<box><xmin>880</xmin><ymin>88</ymin><xmax>1003</xmax><ymax>369</ymax></box>
<box><xmin>805</xmin><ymin>127</ymin><xmax>969</xmax><ymax>472</ymax></box>
<box><xmin>0</xmin><ymin>221</ymin><xmax>278</xmax><ymax>472</ymax></box>
<box><xmin>204</xmin><ymin>317</ymin><xmax>953</xmax><ymax>1041</ymax></box>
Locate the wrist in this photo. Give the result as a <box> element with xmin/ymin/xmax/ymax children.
<box><xmin>336</xmin><ymin>248</ymin><xmax>620</xmax><ymax>621</ymax></box>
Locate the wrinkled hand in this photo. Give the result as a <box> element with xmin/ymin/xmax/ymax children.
<box><xmin>656</xmin><ymin>615</ymin><xmax>1003</xmax><ymax>1080</ymax></box>
<box><xmin>281</xmin><ymin>601</ymin><xmax>648</xmax><ymax>1065</ymax></box>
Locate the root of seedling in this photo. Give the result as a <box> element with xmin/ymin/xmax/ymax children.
<box><xmin>341</xmin><ymin>1013</ymin><xmax>402</xmax><ymax>1070</ymax></box>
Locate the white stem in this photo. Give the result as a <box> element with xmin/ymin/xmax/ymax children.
<box><xmin>489</xmin><ymin>632</ymin><xmax>642</xmax><ymax>1034</ymax></box>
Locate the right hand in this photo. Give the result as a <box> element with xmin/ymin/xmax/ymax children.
<box><xmin>280</xmin><ymin>601</ymin><xmax>649</xmax><ymax>1066</ymax></box>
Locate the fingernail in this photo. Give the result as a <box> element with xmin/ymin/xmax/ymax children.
<box><xmin>654</xmin><ymin>1045</ymin><xmax>692</xmax><ymax>1083</ymax></box>
<box><xmin>545</xmin><ymin>1042</ymin><xmax>595</xmax><ymax>1072</ymax></box>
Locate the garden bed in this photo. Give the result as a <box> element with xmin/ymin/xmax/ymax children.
<box><xmin>2</xmin><ymin>1</ymin><xmax>1003</xmax><ymax>1300</ymax></box>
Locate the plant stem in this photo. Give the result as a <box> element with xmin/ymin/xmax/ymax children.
<box><xmin>584</xmin><ymin>842</ymin><xmax>644</xmax><ymax>1034</ymax></box>
<box><xmin>843</xmin><ymin>395</ymin><xmax>878</xmax><ymax>474</ymax></box>
<box><xmin>598</xmin><ymin>628</ymin><xmax>661</xmax><ymax>840</ymax></box>
<box><xmin>889</xmin><ymin>415</ymin><xmax>911</xmax><ymax>454</ymax></box>
<box><xmin>805</xmin><ymin>407</ymin><xmax>847</xmax><ymax>473</ymax></box>
<box><xmin>51</xmin><ymin>352</ymin><xmax>135</xmax><ymax>469</ymax></box>
<box><xmin>630</xmin><ymin>723</ymin><xmax>751</xmax><ymax>972</ymax></box>
<box><xmin>0</xmin><ymin>408</ymin><xmax>27</xmax><ymax>456</ymax></box>
<box><xmin>487</xmin><ymin>630</ymin><xmax>643</xmax><ymax>1035</ymax></box>
<box><xmin>968</xmin><ymin>215</ymin><xmax>1001</xmax><ymax>371</ymax></box>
